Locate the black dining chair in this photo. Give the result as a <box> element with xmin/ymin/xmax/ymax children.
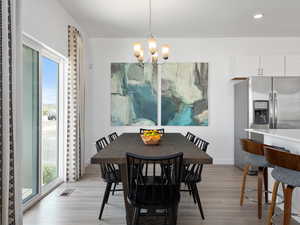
<box><xmin>181</xmin><ymin>137</ymin><xmax>210</xmax><ymax>220</ymax></box>
<box><xmin>96</xmin><ymin>137</ymin><xmax>122</xmax><ymax>220</ymax></box>
<box><xmin>108</xmin><ymin>132</ymin><xmax>118</xmax><ymax>142</ymax></box>
<box><xmin>126</xmin><ymin>152</ymin><xmax>183</xmax><ymax>225</ymax></box>
<box><xmin>157</xmin><ymin>128</ymin><xmax>165</xmax><ymax>134</ymax></box>
<box><xmin>193</xmin><ymin>137</ymin><xmax>210</xmax><ymax>152</ymax></box>
<box><xmin>139</xmin><ymin>128</ymin><xmax>147</xmax><ymax>134</ymax></box>
<box><xmin>96</xmin><ymin>137</ymin><xmax>109</xmax><ymax>151</ymax></box>
<box><xmin>185</xmin><ymin>132</ymin><xmax>196</xmax><ymax>143</ymax></box>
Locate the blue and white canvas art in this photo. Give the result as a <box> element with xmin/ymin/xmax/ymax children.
<box><xmin>111</xmin><ymin>63</ymin><xmax>158</xmax><ymax>126</ymax></box>
<box><xmin>161</xmin><ymin>63</ymin><xmax>208</xmax><ymax>126</ymax></box>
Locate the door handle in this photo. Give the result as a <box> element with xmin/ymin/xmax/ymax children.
<box><xmin>274</xmin><ymin>92</ymin><xmax>278</xmax><ymax>128</ymax></box>
<box><xmin>269</xmin><ymin>93</ymin><xmax>274</xmax><ymax>128</ymax></box>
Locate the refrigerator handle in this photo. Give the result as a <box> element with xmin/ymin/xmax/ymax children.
<box><xmin>269</xmin><ymin>93</ymin><xmax>274</xmax><ymax>128</ymax></box>
<box><xmin>274</xmin><ymin>92</ymin><xmax>278</xmax><ymax>128</ymax></box>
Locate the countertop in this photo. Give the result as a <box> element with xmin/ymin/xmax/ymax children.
<box><xmin>245</xmin><ymin>129</ymin><xmax>300</xmax><ymax>143</ymax></box>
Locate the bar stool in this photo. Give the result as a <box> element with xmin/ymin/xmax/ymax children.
<box><xmin>264</xmin><ymin>146</ymin><xmax>300</xmax><ymax>225</ymax></box>
<box><xmin>240</xmin><ymin>139</ymin><xmax>269</xmax><ymax>219</ymax></box>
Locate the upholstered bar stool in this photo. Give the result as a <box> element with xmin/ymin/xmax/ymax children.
<box><xmin>265</xmin><ymin>146</ymin><xmax>300</xmax><ymax>225</ymax></box>
<box><xmin>240</xmin><ymin>139</ymin><xmax>269</xmax><ymax>219</ymax></box>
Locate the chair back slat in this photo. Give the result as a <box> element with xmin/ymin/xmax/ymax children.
<box><xmin>240</xmin><ymin>139</ymin><xmax>264</xmax><ymax>156</ymax></box>
<box><xmin>108</xmin><ymin>132</ymin><xmax>118</xmax><ymax>142</ymax></box>
<box><xmin>194</xmin><ymin>137</ymin><xmax>209</xmax><ymax>152</ymax></box>
<box><xmin>157</xmin><ymin>129</ymin><xmax>165</xmax><ymax>134</ymax></box>
<box><xmin>96</xmin><ymin>137</ymin><xmax>109</xmax><ymax>152</ymax></box>
<box><xmin>126</xmin><ymin>152</ymin><xmax>183</xmax><ymax>204</ymax></box>
<box><xmin>186</xmin><ymin>132</ymin><xmax>195</xmax><ymax>142</ymax></box>
<box><xmin>140</xmin><ymin>128</ymin><xmax>147</xmax><ymax>134</ymax></box>
<box><xmin>264</xmin><ymin>146</ymin><xmax>300</xmax><ymax>171</ymax></box>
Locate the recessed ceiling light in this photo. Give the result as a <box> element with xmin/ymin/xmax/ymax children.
<box><xmin>253</xmin><ymin>13</ymin><xmax>264</xmax><ymax>19</ymax></box>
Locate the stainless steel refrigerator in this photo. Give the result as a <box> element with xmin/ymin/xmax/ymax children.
<box><xmin>234</xmin><ymin>77</ymin><xmax>300</xmax><ymax>169</ymax></box>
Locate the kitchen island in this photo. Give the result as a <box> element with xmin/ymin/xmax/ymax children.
<box><xmin>246</xmin><ymin>129</ymin><xmax>300</xmax><ymax>221</ymax></box>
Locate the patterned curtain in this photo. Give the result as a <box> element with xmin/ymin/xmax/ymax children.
<box><xmin>66</xmin><ymin>25</ymin><xmax>85</xmax><ymax>182</ymax></box>
<box><xmin>1</xmin><ymin>0</ymin><xmax>22</xmax><ymax>224</ymax></box>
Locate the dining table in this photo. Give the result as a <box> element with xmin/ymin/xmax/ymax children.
<box><xmin>91</xmin><ymin>132</ymin><xmax>213</xmax><ymax>225</ymax></box>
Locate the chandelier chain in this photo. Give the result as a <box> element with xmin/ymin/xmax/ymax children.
<box><xmin>149</xmin><ymin>0</ymin><xmax>152</xmax><ymax>37</ymax></box>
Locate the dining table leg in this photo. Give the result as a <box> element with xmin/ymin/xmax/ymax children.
<box><xmin>120</xmin><ymin>163</ymin><xmax>133</xmax><ymax>225</ymax></box>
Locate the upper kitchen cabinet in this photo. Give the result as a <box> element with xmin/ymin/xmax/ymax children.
<box><xmin>229</xmin><ymin>56</ymin><xmax>260</xmax><ymax>78</ymax></box>
<box><xmin>285</xmin><ymin>55</ymin><xmax>300</xmax><ymax>76</ymax></box>
<box><xmin>260</xmin><ymin>56</ymin><xmax>285</xmax><ymax>76</ymax></box>
<box><xmin>230</xmin><ymin>55</ymin><xmax>288</xmax><ymax>79</ymax></box>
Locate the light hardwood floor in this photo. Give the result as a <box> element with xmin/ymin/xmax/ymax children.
<box><xmin>23</xmin><ymin>165</ymin><xmax>299</xmax><ymax>225</ymax></box>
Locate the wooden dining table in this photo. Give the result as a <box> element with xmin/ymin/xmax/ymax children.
<box><xmin>91</xmin><ymin>133</ymin><xmax>213</xmax><ymax>225</ymax></box>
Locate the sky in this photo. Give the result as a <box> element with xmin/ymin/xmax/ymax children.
<box><xmin>42</xmin><ymin>57</ymin><xmax>59</xmax><ymax>105</ymax></box>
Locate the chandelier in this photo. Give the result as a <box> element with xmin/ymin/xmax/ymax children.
<box><xmin>133</xmin><ymin>0</ymin><xmax>170</xmax><ymax>64</ymax></box>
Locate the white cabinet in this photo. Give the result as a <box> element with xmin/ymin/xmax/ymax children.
<box><xmin>230</xmin><ymin>55</ymin><xmax>300</xmax><ymax>79</ymax></box>
<box><xmin>230</xmin><ymin>56</ymin><xmax>260</xmax><ymax>77</ymax></box>
<box><xmin>285</xmin><ymin>55</ymin><xmax>300</xmax><ymax>76</ymax></box>
<box><xmin>230</xmin><ymin>55</ymin><xmax>288</xmax><ymax>79</ymax></box>
<box><xmin>260</xmin><ymin>56</ymin><xmax>285</xmax><ymax>76</ymax></box>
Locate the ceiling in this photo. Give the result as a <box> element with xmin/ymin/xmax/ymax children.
<box><xmin>59</xmin><ymin>0</ymin><xmax>300</xmax><ymax>38</ymax></box>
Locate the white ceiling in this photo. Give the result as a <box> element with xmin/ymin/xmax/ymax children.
<box><xmin>59</xmin><ymin>0</ymin><xmax>300</xmax><ymax>38</ymax></box>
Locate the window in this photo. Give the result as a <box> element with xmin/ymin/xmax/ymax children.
<box><xmin>22</xmin><ymin>34</ymin><xmax>66</xmax><ymax>207</ymax></box>
<box><xmin>41</xmin><ymin>56</ymin><xmax>59</xmax><ymax>185</ymax></box>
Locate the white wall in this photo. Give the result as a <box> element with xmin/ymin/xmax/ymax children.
<box><xmin>86</xmin><ymin>37</ymin><xmax>300</xmax><ymax>166</ymax></box>
<box><xmin>22</xmin><ymin>0</ymin><xmax>89</xmax><ymax>57</ymax></box>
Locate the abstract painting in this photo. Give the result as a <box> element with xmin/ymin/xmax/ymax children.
<box><xmin>111</xmin><ymin>63</ymin><xmax>158</xmax><ymax>126</ymax></box>
<box><xmin>161</xmin><ymin>63</ymin><xmax>208</xmax><ymax>126</ymax></box>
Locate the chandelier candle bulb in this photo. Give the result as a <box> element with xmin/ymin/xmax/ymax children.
<box><xmin>138</xmin><ymin>49</ymin><xmax>144</xmax><ymax>62</ymax></box>
<box><xmin>161</xmin><ymin>45</ymin><xmax>170</xmax><ymax>60</ymax></box>
<box><xmin>133</xmin><ymin>42</ymin><xmax>142</xmax><ymax>57</ymax></box>
<box><xmin>151</xmin><ymin>52</ymin><xmax>158</xmax><ymax>63</ymax></box>
<box><xmin>148</xmin><ymin>37</ymin><xmax>157</xmax><ymax>55</ymax></box>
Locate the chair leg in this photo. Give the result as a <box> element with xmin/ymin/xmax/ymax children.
<box><xmin>164</xmin><ymin>208</ymin><xmax>168</xmax><ymax>225</ymax></box>
<box><xmin>240</xmin><ymin>164</ymin><xmax>250</xmax><ymax>206</ymax></box>
<box><xmin>263</xmin><ymin>167</ymin><xmax>269</xmax><ymax>203</ymax></box>
<box><xmin>257</xmin><ymin>167</ymin><xmax>264</xmax><ymax>219</ymax></box>
<box><xmin>283</xmin><ymin>185</ymin><xmax>295</xmax><ymax>225</ymax></box>
<box><xmin>132</xmin><ymin>207</ymin><xmax>140</xmax><ymax>225</ymax></box>
<box><xmin>267</xmin><ymin>180</ymin><xmax>280</xmax><ymax>225</ymax></box>
<box><xmin>193</xmin><ymin>183</ymin><xmax>205</xmax><ymax>220</ymax></box>
<box><xmin>98</xmin><ymin>182</ymin><xmax>112</xmax><ymax>220</ymax></box>
<box><xmin>190</xmin><ymin>182</ymin><xmax>197</xmax><ymax>204</ymax></box>
<box><xmin>112</xmin><ymin>183</ymin><xmax>117</xmax><ymax>195</ymax></box>
<box><xmin>167</xmin><ymin>208</ymin><xmax>172</xmax><ymax>225</ymax></box>
<box><xmin>187</xmin><ymin>183</ymin><xmax>193</xmax><ymax>196</ymax></box>
<box><xmin>173</xmin><ymin>205</ymin><xmax>179</xmax><ymax>225</ymax></box>
<box><xmin>105</xmin><ymin>183</ymin><xmax>112</xmax><ymax>204</ymax></box>
<box><xmin>168</xmin><ymin>205</ymin><xmax>178</xmax><ymax>225</ymax></box>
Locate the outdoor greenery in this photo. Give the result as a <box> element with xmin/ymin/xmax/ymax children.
<box><xmin>43</xmin><ymin>164</ymin><xmax>57</xmax><ymax>185</ymax></box>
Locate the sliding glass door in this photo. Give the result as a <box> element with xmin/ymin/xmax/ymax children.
<box><xmin>41</xmin><ymin>57</ymin><xmax>59</xmax><ymax>185</ymax></box>
<box><xmin>22</xmin><ymin>46</ymin><xmax>39</xmax><ymax>202</ymax></box>
<box><xmin>22</xmin><ymin>37</ymin><xmax>65</xmax><ymax>206</ymax></box>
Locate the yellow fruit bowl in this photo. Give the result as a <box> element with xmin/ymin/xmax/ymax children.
<box><xmin>141</xmin><ymin>134</ymin><xmax>161</xmax><ymax>145</ymax></box>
